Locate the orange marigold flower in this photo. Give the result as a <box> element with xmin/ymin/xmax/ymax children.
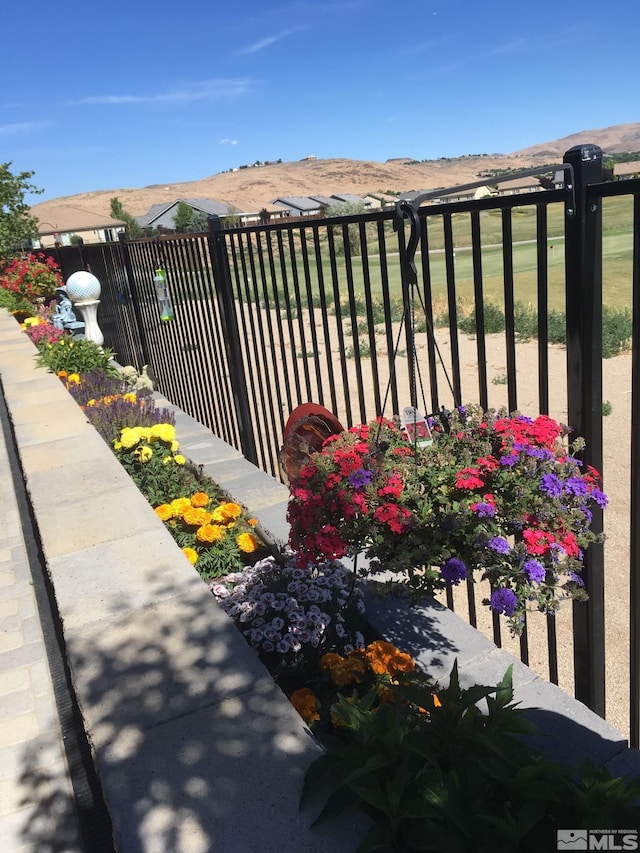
<box><xmin>190</xmin><ymin>491</ymin><xmax>211</xmax><ymax>508</ymax></box>
<box><xmin>211</xmin><ymin>502</ymin><xmax>243</xmax><ymax>523</ymax></box>
<box><xmin>236</xmin><ymin>532</ymin><xmax>258</xmax><ymax>553</ymax></box>
<box><xmin>182</xmin><ymin>507</ymin><xmax>212</xmax><ymax>527</ymax></box>
<box><xmin>289</xmin><ymin>688</ymin><xmax>320</xmax><ymax>725</ymax></box>
<box><xmin>362</xmin><ymin>640</ymin><xmax>415</xmax><ymax>677</ymax></box>
<box><xmin>433</xmin><ymin>694</ymin><xmax>442</xmax><ymax>708</ymax></box>
<box><xmin>247</xmin><ymin>518</ymin><xmax>258</xmax><ymax>527</ymax></box>
<box><xmin>320</xmin><ymin>652</ymin><xmax>367</xmax><ymax>686</ymax></box>
<box><xmin>196</xmin><ymin>524</ymin><xmax>225</xmax><ymax>543</ymax></box>
<box><xmin>182</xmin><ymin>547</ymin><xmax>198</xmax><ymax>566</ymax></box>
<box><xmin>57</xmin><ymin>370</ymin><xmax>68</xmax><ymax>379</ymax></box>
<box><xmin>154</xmin><ymin>504</ymin><xmax>174</xmax><ymax>521</ymax></box>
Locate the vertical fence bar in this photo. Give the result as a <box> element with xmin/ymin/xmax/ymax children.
<box><xmin>118</xmin><ymin>233</ymin><xmax>150</xmax><ymax>367</ymax></box>
<box><xmin>501</xmin><ymin>209</ymin><xmax>517</xmax><ymax>413</ymax></box>
<box><xmin>630</xmin><ymin>192</ymin><xmax>640</xmax><ymax>747</ymax></box>
<box><xmin>208</xmin><ymin>216</ymin><xmax>258</xmax><ymax>465</ymax></box>
<box><xmin>564</xmin><ymin>144</ymin><xmax>605</xmax><ymax>717</ymax></box>
<box><xmin>470</xmin><ymin>210</ymin><xmax>488</xmax><ymax>411</ymax></box>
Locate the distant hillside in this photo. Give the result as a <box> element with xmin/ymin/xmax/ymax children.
<box><xmin>30</xmin><ymin>122</ymin><xmax>640</xmax><ymax>227</ymax></box>
<box><xmin>512</xmin><ymin>122</ymin><xmax>640</xmax><ymax>159</ymax></box>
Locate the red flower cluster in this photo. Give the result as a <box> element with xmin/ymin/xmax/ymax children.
<box><xmin>1</xmin><ymin>254</ymin><xmax>63</xmax><ymax>303</ymax></box>
<box><xmin>287</xmin><ymin>419</ymin><xmax>413</xmax><ymax>566</ymax></box>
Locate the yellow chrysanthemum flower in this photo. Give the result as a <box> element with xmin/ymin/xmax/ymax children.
<box><xmin>67</xmin><ymin>373</ymin><xmax>80</xmax><ymax>385</ymax></box>
<box><xmin>174</xmin><ymin>454</ymin><xmax>186</xmax><ymax>465</ymax></box>
<box><xmin>236</xmin><ymin>532</ymin><xmax>258</xmax><ymax>553</ymax></box>
<box><xmin>182</xmin><ymin>547</ymin><xmax>198</xmax><ymax>566</ymax></box>
<box><xmin>123</xmin><ymin>392</ymin><xmax>137</xmax><ymax>403</ymax></box>
<box><xmin>196</xmin><ymin>524</ymin><xmax>225</xmax><ymax>543</ymax></box>
<box><xmin>211</xmin><ymin>502</ymin><xmax>243</xmax><ymax>523</ymax></box>
<box><xmin>154</xmin><ymin>504</ymin><xmax>174</xmax><ymax>521</ymax></box>
<box><xmin>170</xmin><ymin>497</ymin><xmax>192</xmax><ymax>515</ymax></box>
<box><xmin>86</xmin><ymin>399</ymin><xmax>96</xmax><ymax>407</ymax></box>
<box><xmin>190</xmin><ymin>492</ymin><xmax>211</xmax><ymax>508</ymax></box>
<box><xmin>170</xmin><ymin>440</ymin><xmax>180</xmax><ymax>452</ymax></box>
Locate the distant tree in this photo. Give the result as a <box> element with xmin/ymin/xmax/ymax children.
<box><xmin>110</xmin><ymin>197</ymin><xmax>143</xmax><ymax>238</ymax></box>
<box><xmin>221</xmin><ymin>206</ymin><xmax>242</xmax><ymax>229</ymax></box>
<box><xmin>190</xmin><ymin>210</ymin><xmax>210</xmax><ymax>232</ymax></box>
<box><xmin>173</xmin><ymin>201</ymin><xmax>195</xmax><ymax>232</ymax></box>
<box><xmin>325</xmin><ymin>201</ymin><xmax>367</xmax><ymax>256</ymax></box>
<box><xmin>0</xmin><ymin>162</ymin><xmax>42</xmax><ymax>255</ymax></box>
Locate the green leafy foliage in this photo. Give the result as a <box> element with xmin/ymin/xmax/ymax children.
<box><xmin>34</xmin><ymin>337</ymin><xmax>119</xmax><ymax>376</ymax></box>
<box><xmin>109</xmin><ymin>197</ymin><xmax>142</xmax><ymax>238</ymax></box>
<box><xmin>0</xmin><ymin>162</ymin><xmax>42</xmax><ymax>254</ymax></box>
<box><xmin>302</xmin><ymin>662</ymin><xmax>640</xmax><ymax>852</ymax></box>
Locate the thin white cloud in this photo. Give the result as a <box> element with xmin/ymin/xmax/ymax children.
<box><xmin>73</xmin><ymin>79</ymin><xmax>250</xmax><ymax>106</ymax></box>
<box><xmin>219</xmin><ymin>138</ymin><xmax>238</xmax><ymax>145</ymax></box>
<box><xmin>0</xmin><ymin>120</ymin><xmax>50</xmax><ymax>135</ymax></box>
<box><xmin>490</xmin><ymin>38</ymin><xmax>527</xmax><ymax>56</ymax></box>
<box><xmin>240</xmin><ymin>25</ymin><xmax>306</xmax><ymax>55</ymax></box>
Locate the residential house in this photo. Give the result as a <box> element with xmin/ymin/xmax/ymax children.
<box><xmin>32</xmin><ymin>207</ymin><xmax>126</xmax><ymax>248</ymax></box>
<box><xmin>135</xmin><ymin>198</ymin><xmax>231</xmax><ymax>230</ymax></box>
<box><xmin>614</xmin><ymin>161</ymin><xmax>640</xmax><ymax>180</ymax></box>
<box><xmin>271</xmin><ymin>197</ymin><xmax>327</xmax><ymax>217</ymax></box>
<box><xmin>330</xmin><ymin>193</ymin><xmax>371</xmax><ymax>208</ymax></box>
<box><xmin>493</xmin><ymin>176</ymin><xmax>544</xmax><ymax>196</ymax></box>
<box><xmin>362</xmin><ymin>192</ymin><xmax>397</xmax><ymax>209</ymax></box>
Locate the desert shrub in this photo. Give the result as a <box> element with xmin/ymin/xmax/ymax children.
<box><xmin>602</xmin><ymin>306</ymin><xmax>632</xmax><ymax>358</ymax></box>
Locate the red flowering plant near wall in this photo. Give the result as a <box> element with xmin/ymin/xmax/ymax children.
<box><xmin>287</xmin><ymin>406</ymin><xmax>607</xmax><ymax>633</ymax></box>
<box><xmin>0</xmin><ymin>253</ymin><xmax>63</xmax><ymax>305</ymax></box>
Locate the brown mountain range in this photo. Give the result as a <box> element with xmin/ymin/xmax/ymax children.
<box><xmin>31</xmin><ymin>122</ymin><xmax>640</xmax><ymax>227</ymax></box>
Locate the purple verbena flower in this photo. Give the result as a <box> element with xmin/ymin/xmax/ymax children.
<box><xmin>522</xmin><ymin>558</ymin><xmax>546</xmax><ymax>584</ymax></box>
<box><xmin>567</xmin><ymin>571</ymin><xmax>585</xmax><ymax>588</ymax></box>
<box><xmin>490</xmin><ymin>588</ymin><xmax>518</xmax><ymax>616</ymax></box>
<box><xmin>590</xmin><ymin>488</ymin><xmax>608</xmax><ymax>508</ymax></box>
<box><xmin>472</xmin><ymin>501</ymin><xmax>496</xmax><ymax>518</ymax></box>
<box><xmin>440</xmin><ymin>557</ymin><xmax>468</xmax><ymax>585</ymax></box>
<box><xmin>500</xmin><ymin>454</ymin><xmax>517</xmax><ymax>467</ymax></box>
<box><xmin>348</xmin><ymin>468</ymin><xmax>373</xmax><ymax>489</ymax></box>
<box><xmin>540</xmin><ymin>473</ymin><xmax>563</xmax><ymax>497</ymax></box>
<box><xmin>488</xmin><ymin>536</ymin><xmax>510</xmax><ymax>555</ymax></box>
<box><xmin>526</xmin><ymin>446</ymin><xmax>554</xmax><ymax>462</ymax></box>
<box><xmin>564</xmin><ymin>476</ymin><xmax>588</xmax><ymax>497</ymax></box>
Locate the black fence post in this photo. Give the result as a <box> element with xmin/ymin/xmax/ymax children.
<box><xmin>564</xmin><ymin>144</ymin><xmax>605</xmax><ymax>716</ymax></box>
<box><xmin>118</xmin><ymin>233</ymin><xmax>151</xmax><ymax>368</ymax></box>
<box><xmin>207</xmin><ymin>216</ymin><xmax>259</xmax><ymax>465</ymax></box>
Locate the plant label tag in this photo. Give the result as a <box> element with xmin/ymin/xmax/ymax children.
<box><xmin>401</xmin><ymin>405</ymin><xmax>433</xmax><ymax>446</ymax></box>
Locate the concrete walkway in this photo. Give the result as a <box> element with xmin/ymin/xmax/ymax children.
<box><xmin>0</xmin><ymin>379</ymin><xmax>82</xmax><ymax>850</ymax></box>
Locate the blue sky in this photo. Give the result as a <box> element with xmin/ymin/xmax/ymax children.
<box><xmin>3</xmin><ymin>0</ymin><xmax>638</xmax><ymax>203</ymax></box>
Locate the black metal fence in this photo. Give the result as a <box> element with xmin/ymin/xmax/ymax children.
<box><xmin>43</xmin><ymin>145</ymin><xmax>640</xmax><ymax>746</ymax></box>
